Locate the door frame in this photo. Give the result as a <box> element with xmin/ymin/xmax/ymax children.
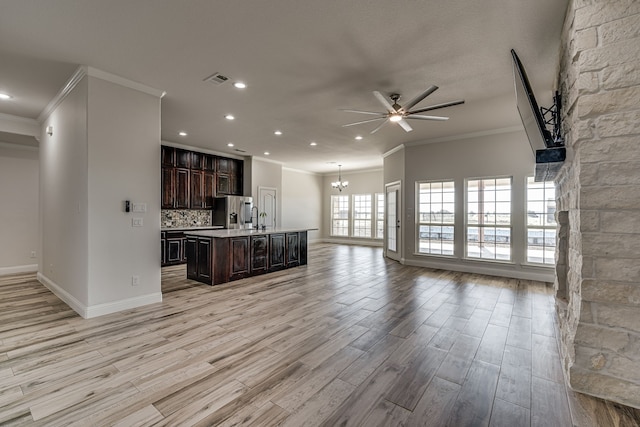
<box><xmin>385</xmin><ymin>181</ymin><xmax>402</xmax><ymax>262</ymax></box>
<box><xmin>257</xmin><ymin>186</ymin><xmax>277</xmax><ymax>229</ymax></box>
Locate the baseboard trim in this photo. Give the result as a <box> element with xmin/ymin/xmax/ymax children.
<box><xmin>0</xmin><ymin>264</ymin><xmax>38</xmax><ymax>276</ymax></box>
<box><xmin>403</xmin><ymin>258</ymin><xmax>555</xmax><ymax>282</ymax></box>
<box><xmin>37</xmin><ymin>272</ymin><xmax>163</xmax><ymax>319</ymax></box>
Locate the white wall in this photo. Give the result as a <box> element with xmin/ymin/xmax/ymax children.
<box><xmin>401</xmin><ymin>130</ymin><xmax>554</xmax><ymax>281</ymax></box>
<box><xmin>250</xmin><ymin>158</ymin><xmax>283</xmax><ymax>227</ymax></box>
<box><xmin>40</xmin><ymin>77</ymin><xmax>90</xmax><ymax>305</ymax></box>
<box><xmin>281</xmin><ymin>168</ymin><xmax>323</xmax><ymax>241</ymax></box>
<box><xmin>0</xmin><ymin>145</ymin><xmax>39</xmax><ymax>274</ymax></box>
<box><xmin>322</xmin><ymin>168</ymin><xmax>384</xmax><ymax>245</ymax></box>
<box><xmin>87</xmin><ymin>76</ymin><xmax>161</xmax><ymax>307</ymax></box>
<box><xmin>39</xmin><ymin>70</ymin><xmax>163</xmax><ymax>317</ymax></box>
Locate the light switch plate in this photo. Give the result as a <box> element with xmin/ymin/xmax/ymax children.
<box><xmin>132</xmin><ymin>217</ymin><xmax>144</xmax><ymax>227</ymax></box>
<box><xmin>132</xmin><ymin>203</ymin><xmax>147</xmax><ymax>213</ymax></box>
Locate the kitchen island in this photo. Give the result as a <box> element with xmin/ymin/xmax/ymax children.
<box><xmin>184</xmin><ymin>228</ymin><xmax>313</xmax><ymax>286</ymax></box>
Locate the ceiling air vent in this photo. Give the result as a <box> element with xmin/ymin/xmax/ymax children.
<box><xmin>234</xmin><ymin>148</ymin><xmax>247</xmax><ymax>153</ymax></box>
<box><xmin>204</xmin><ymin>72</ymin><xmax>229</xmax><ymax>85</ymax></box>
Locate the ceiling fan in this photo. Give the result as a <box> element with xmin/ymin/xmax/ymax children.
<box><xmin>341</xmin><ymin>85</ymin><xmax>464</xmax><ymax>134</ymax></box>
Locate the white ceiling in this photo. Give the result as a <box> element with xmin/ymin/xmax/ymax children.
<box><xmin>0</xmin><ymin>0</ymin><xmax>568</xmax><ymax>173</ymax></box>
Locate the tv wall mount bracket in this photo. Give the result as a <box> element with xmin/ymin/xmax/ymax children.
<box><xmin>541</xmin><ymin>91</ymin><xmax>564</xmax><ymax>146</ymax></box>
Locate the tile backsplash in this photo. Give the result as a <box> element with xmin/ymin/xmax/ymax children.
<box><xmin>161</xmin><ymin>210</ymin><xmax>212</xmax><ymax>228</ymax></box>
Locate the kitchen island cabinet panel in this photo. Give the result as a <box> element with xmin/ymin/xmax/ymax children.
<box><xmin>185</xmin><ymin>229</ymin><xmax>310</xmax><ymax>286</ymax></box>
<box><xmin>230</xmin><ymin>236</ymin><xmax>250</xmax><ymax>281</ymax></box>
<box><xmin>269</xmin><ymin>234</ymin><xmax>286</xmax><ymax>271</ymax></box>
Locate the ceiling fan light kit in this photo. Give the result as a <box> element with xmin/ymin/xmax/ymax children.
<box><xmin>341</xmin><ymin>85</ymin><xmax>464</xmax><ymax>133</ymax></box>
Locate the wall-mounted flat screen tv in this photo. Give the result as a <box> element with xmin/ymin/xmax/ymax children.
<box><xmin>511</xmin><ymin>49</ymin><xmax>555</xmax><ymax>154</ymax></box>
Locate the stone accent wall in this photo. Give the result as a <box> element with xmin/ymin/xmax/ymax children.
<box><xmin>556</xmin><ymin>0</ymin><xmax>640</xmax><ymax>408</ymax></box>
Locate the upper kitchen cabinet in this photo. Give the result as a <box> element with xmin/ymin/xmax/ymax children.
<box><xmin>161</xmin><ymin>145</ymin><xmax>243</xmax><ymax>208</ymax></box>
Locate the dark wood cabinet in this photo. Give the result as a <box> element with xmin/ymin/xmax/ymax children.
<box><xmin>269</xmin><ymin>233</ymin><xmax>286</xmax><ymax>271</ymax></box>
<box><xmin>161</xmin><ymin>146</ymin><xmax>175</xmax><ymax>167</ymax></box>
<box><xmin>161</xmin><ymin>232</ymin><xmax>166</xmax><ymax>264</ymax></box>
<box><xmin>164</xmin><ymin>231</ymin><xmax>187</xmax><ymax>265</ymax></box>
<box><xmin>286</xmin><ymin>233</ymin><xmax>300</xmax><ymax>267</ymax></box>
<box><xmin>175</xmin><ymin>149</ymin><xmax>191</xmax><ymax>168</ymax></box>
<box><xmin>250</xmin><ymin>235</ymin><xmax>269</xmax><ymax>275</ymax></box>
<box><xmin>229</xmin><ymin>236</ymin><xmax>250</xmax><ymax>281</ymax></box>
<box><xmin>161</xmin><ymin>145</ymin><xmax>242</xmax><ymax>209</ymax></box>
<box><xmin>185</xmin><ymin>231</ymin><xmax>308</xmax><ymax>286</ymax></box>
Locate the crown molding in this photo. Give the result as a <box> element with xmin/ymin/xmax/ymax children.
<box><xmin>38</xmin><ymin>66</ymin><xmax>165</xmax><ymax>123</ymax></box>
<box><xmin>282</xmin><ymin>166</ymin><xmax>320</xmax><ymax>176</ymax></box>
<box><xmin>382</xmin><ymin>144</ymin><xmax>405</xmax><ymax>158</ymax></box>
<box><xmin>161</xmin><ymin>140</ymin><xmax>245</xmax><ymax>160</ymax></box>
<box><xmin>252</xmin><ymin>155</ymin><xmax>285</xmax><ymax>166</ymax></box>
<box><xmin>0</xmin><ymin>141</ymin><xmax>38</xmax><ymax>151</ymax></box>
<box><xmin>405</xmin><ymin>126</ymin><xmax>523</xmax><ymax>147</ymax></box>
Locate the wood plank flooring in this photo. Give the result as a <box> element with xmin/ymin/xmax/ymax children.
<box><xmin>1</xmin><ymin>243</ymin><xmax>640</xmax><ymax>426</ymax></box>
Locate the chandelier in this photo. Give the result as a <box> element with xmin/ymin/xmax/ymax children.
<box><xmin>331</xmin><ymin>164</ymin><xmax>349</xmax><ymax>192</ymax></box>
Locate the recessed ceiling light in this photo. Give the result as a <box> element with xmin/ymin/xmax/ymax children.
<box><xmin>355</xmin><ymin>135</ymin><xmax>363</xmax><ymax>140</ymax></box>
<box><xmin>310</xmin><ymin>142</ymin><xmax>317</xmax><ymax>146</ymax></box>
<box><xmin>264</xmin><ymin>151</ymin><xmax>270</xmax><ymax>156</ymax></box>
<box><xmin>233</xmin><ymin>82</ymin><xmax>246</xmax><ymax>89</ymax></box>
<box><xmin>274</xmin><ymin>130</ymin><xmax>282</xmax><ymax>136</ymax></box>
<box><xmin>0</xmin><ymin>93</ymin><xmax>12</xmax><ymax>100</ymax></box>
<box><xmin>178</xmin><ymin>131</ymin><xmax>188</xmax><ymax>137</ymax></box>
<box><xmin>224</xmin><ymin>114</ymin><xmax>235</xmax><ymax>120</ymax></box>
<box><xmin>227</xmin><ymin>143</ymin><xmax>234</xmax><ymax>147</ymax></box>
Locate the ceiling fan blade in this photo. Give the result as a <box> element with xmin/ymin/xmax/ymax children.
<box><xmin>405</xmin><ymin>115</ymin><xmax>449</xmax><ymax>121</ymax></box>
<box><xmin>370</xmin><ymin>118</ymin><xmax>389</xmax><ymax>134</ymax></box>
<box><xmin>402</xmin><ymin>85</ymin><xmax>438</xmax><ymax>112</ymax></box>
<box><xmin>397</xmin><ymin>119</ymin><xmax>413</xmax><ymax>132</ymax></box>
<box><xmin>339</xmin><ymin>109</ymin><xmax>385</xmax><ymax>116</ymax></box>
<box><xmin>408</xmin><ymin>99</ymin><xmax>465</xmax><ymax>114</ymax></box>
<box><xmin>373</xmin><ymin>91</ymin><xmax>395</xmax><ymax>113</ymax></box>
<box><xmin>342</xmin><ymin>117</ymin><xmax>386</xmax><ymax>127</ymax></box>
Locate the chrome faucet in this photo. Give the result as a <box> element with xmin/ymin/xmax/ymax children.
<box><xmin>251</xmin><ymin>206</ymin><xmax>259</xmax><ymax>229</ymax></box>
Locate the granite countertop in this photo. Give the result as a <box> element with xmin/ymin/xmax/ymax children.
<box><xmin>185</xmin><ymin>227</ymin><xmax>317</xmax><ymax>238</ymax></box>
<box><xmin>161</xmin><ymin>225</ymin><xmax>225</xmax><ymax>232</ymax></box>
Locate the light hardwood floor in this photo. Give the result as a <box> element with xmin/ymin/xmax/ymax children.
<box><xmin>1</xmin><ymin>243</ymin><xmax>640</xmax><ymax>426</ymax></box>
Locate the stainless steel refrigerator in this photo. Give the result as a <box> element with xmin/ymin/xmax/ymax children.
<box><xmin>212</xmin><ymin>196</ymin><xmax>254</xmax><ymax>229</ymax></box>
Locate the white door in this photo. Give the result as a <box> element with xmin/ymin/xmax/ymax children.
<box><xmin>257</xmin><ymin>186</ymin><xmax>277</xmax><ymax>229</ymax></box>
<box><xmin>385</xmin><ymin>182</ymin><xmax>401</xmax><ymax>262</ymax></box>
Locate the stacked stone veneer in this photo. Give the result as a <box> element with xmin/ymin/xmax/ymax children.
<box><xmin>555</xmin><ymin>0</ymin><xmax>640</xmax><ymax>408</ymax></box>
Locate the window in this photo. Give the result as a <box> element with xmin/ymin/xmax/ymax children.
<box><xmin>331</xmin><ymin>195</ymin><xmax>349</xmax><ymax>236</ymax></box>
<box><xmin>352</xmin><ymin>194</ymin><xmax>372</xmax><ymax>237</ymax></box>
<box><xmin>466</xmin><ymin>177</ymin><xmax>512</xmax><ymax>261</ymax></box>
<box><xmin>375</xmin><ymin>193</ymin><xmax>385</xmax><ymax>239</ymax></box>
<box><xmin>526</xmin><ymin>177</ymin><xmax>556</xmax><ymax>264</ymax></box>
<box><xmin>417</xmin><ymin>181</ymin><xmax>455</xmax><ymax>255</ymax></box>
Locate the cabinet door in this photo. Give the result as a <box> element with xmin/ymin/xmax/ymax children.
<box><xmin>161</xmin><ymin>146</ymin><xmax>175</xmax><ymax>166</ymax></box>
<box><xmin>229</xmin><ymin>236</ymin><xmax>250</xmax><ymax>280</ymax></box>
<box><xmin>204</xmin><ymin>155</ymin><xmax>216</xmax><ymax>172</ymax></box>
<box><xmin>161</xmin><ymin>237</ymin><xmax>166</xmax><ymax>265</ymax></box>
<box><xmin>161</xmin><ymin>167</ymin><xmax>175</xmax><ymax>209</ymax></box>
<box><xmin>269</xmin><ymin>234</ymin><xmax>286</xmax><ymax>271</ymax></box>
<box><xmin>197</xmin><ymin>238</ymin><xmax>212</xmax><ymax>280</ymax></box>
<box><xmin>216</xmin><ymin>174</ymin><xmax>230</xmax><ymax>195</ymax></box>
<box><xmin>166</xmin><ymin>238</ymin><xmax>182</xmax><ymax>263</ymax></box>
<box><xmin>191</xmin><ymin>152</ymin><xmax>204</xmax><ymax>170</ymax></box>
<box><xmin>230</xmin><ymin>160</ymin><xmax>243</xmax><ymax>195</ymax></box>
<box><xmin>190</xmin><ymin>171</ymin><xmax>204</xmax><ymax>209</ymax></box>
<box><xmin>216</xmin><ymin>157</ymin><xmax>230</xmax><ymax>174</ymax></box>
<box><xmin>299</xmin><ymin>231</ymin><xmax>308</xmax><ymax>265</ymax></box>
<box><xmin>286</xmin><ymin>233</ymin><xmax>300</xmax><ymax>267</ymax></box>
<box><xmin>175</xmin><ymin>168</ymin><xmax>190</xmax><ymax>209</ymax></box>
<box><xmin>185</xmin><ymin>237</ymin><xmax>197</xmax><ymax>279</ymax></box>
<box><xmin>203</xmin><ymin>172</ymin><xmax>215</xmax><ymax>208</ymax></box>
<box><xmin>250</xmin><ymin>235</ymin><xmax>269</xmax><ymax>274</ymax></box>
<box><xmin>175</xmin><ymin>149</ymin><xmax>191</xmax><ymax>168</ymax></box>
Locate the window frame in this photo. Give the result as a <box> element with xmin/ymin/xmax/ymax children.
<box><xmin>525</xmin><ymin>176</ymin><xmax>557</xmax><ymax>266</ymax></box>
<box><xmin>415</xmin><ymin>180</ymin><xmax>456</xmax><ymax>257</ymax></box>
<box><xmin>330</xmin><ymin>194</ymin><xmax>350</xmax><ymax>237</ymax></box>
<box><xmin>464</xmin><ymin>176</ymin><xmax>513</xmax><ymax>262</ymax></box>
<box><xmin>352</xmin><ymin>194</ymin><xmax>373</xmax><ymax>238</ymax></box>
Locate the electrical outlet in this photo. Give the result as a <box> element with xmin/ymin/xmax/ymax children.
<box><xmin>131</xmin><ymin>275</ymin><xmax>140</xmax><ymax>286</ymax></box>
<box><xmin>30</xmin><ymin>251</ymin><xmax>36</xmax><ymax>258</ymax></box>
